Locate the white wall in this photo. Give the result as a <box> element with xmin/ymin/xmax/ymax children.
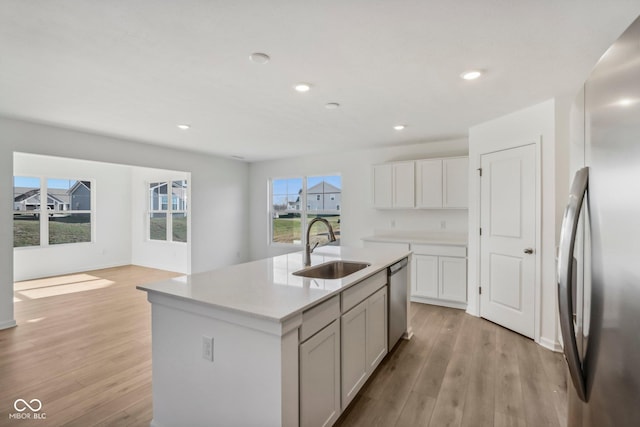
<box><xmin>249</xmin><ymin>139</ymin><xmax>469</xmax><ymax>260</ymax></box>
<box><xmin>0</xmin><ymin>116</ymin><xmax>249</xmax><ymax>330</ymax></box>
<box><xmin>130</xmin><ymin>166</ymin><xmax>191</xmax><ymax>274</ymax></box>
<box><xmin>468</xmin><ymin>99</ymin><xmax>560</xmax><ymax>351</ymax></box>
<box><xmin>13</xmin><ymin>153</ymin><xmax>133</xmax><ymax>281</ymax></box>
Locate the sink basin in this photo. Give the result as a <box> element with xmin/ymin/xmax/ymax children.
<box><xmin>293</xmin><ymin>260</ymin><xmax>371</xmax><ymax>279</ymax></box>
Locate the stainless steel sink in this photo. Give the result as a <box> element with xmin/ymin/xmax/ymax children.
<box><xmin>293</xmin><ymin>260</ymin><xmax>370</xmax><ymax>279</ymax></box>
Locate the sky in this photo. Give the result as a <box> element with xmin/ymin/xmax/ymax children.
<box><xmin>14</xmin><ymin>177</ymin><xmax>79</xmax><ymax>189</ymax></box>
<box><xmin>272</xmin><ymin>175</ymin><xmax>341</xmax><ymax>195</ymax></box>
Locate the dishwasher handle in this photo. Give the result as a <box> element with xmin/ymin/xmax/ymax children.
<box><xmin>389</xmin><ymin>258</ymin><xmax>408</xmax><ymax>275</ymax></box>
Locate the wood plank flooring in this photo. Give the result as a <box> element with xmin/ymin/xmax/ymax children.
<box><xmin>0</xmin><ymin>265</ymin><xmax>180</xmax><ymax>427</ymax></box>
<box><xmin>335</xmin><ymin>304</ymin><xmax>568</xmax><ymax>427</ymax></box>
<box><xmin>1</xmin><ymin>266</ymin><xmax>567</xmax><ymax>426</ymax></box>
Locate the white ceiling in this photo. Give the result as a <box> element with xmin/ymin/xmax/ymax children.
<box><xmin>1</xmin><ymin>1</ymin><xmax>639</xmax><ymax>162</ymax></box>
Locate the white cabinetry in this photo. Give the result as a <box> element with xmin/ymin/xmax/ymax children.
<box><xmin>300</xmin><ymin>320</ymin><xmax>341</xmax><ymax>427</ymax></box>
<box><xmin>341</xmin><ymin>273</ymin><xmax>388</xmax><ymax>408</ymax></box>
<box><xmin>299</xmin><ymin>296</ymin><xmax>341</xmax><ymax>427</ymax></box>
<box><xmin>411</xmin><ymin>244</ymin><xmax>467</xmax><ymax>309</ymax></box>
<box><xmin>373</xmin><ymin>156</ymin><xmax>468</xmax><ymax>209</ymax></box>
<box><xmin>416</xmin><ymin>157</ymin><xmax>468</xmax><ymax>209</ymax></box>
<box><xmin>415</xmin><ymin>159</ymin><xmax>442</xmax><ymax>208</ymax></box>
<box><xmin>443</xmin><ymin>157</ymin><xmax>468</xmax><ymax>208</ymax></box>
<box><xmin>393</xmin><ymin>162</ymin><xmax>415</xmax><ymax>208</ymax></box>
<box><xmin>372</xmin><ymin>162</ymin><xmax>415</xmax><ymax>208</ymax></box>
<box><xmin>413</xmin><ymin>254</ymin><xmax>439</xmax><ymax>298</ymax></box>
<box><xmin>372</xmin><ymin>164</ymin><xmax>393</xmax><ymax>208</ymax></box>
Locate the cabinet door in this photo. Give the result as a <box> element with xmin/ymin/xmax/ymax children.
<box><xmin>439</xmin><ymin>256</ymin><xmax>467</xmax><ymax>303</ymax></box>
<box><xmin>443</xmin><ymin>157</ymin><xmax>468</xmax><ymax>208</ymax></box>
<box><xmin>392</xmin><ymin>162</ymin><xmax>415</xmax><ymax>208</ymax></box>
<box><xmin>372</xmin><ymin>164</ymin><xmax>393</xmax><ymax>208</ymax></box>
<box><xmin>415</xmin><ymin>159</ymin><xmax>443</xmax><ymax>208</ymax></box>
<box><xmin>412</xmin><ymin>254</ymin><xmax>438</xmax><ymax>298</ymax></box>
<box><xmin>341</xmin><ymin>300</ymin><xmax>367</xmax><ymax>409</ymax></box>
<box><xmin>300</xmin><ymin>320</ymin><xmax>341</xmax><ymax>427</ymax></box>
<box><xmin>366</xmin><ymin>286</ymin><xmax>388</xmax><ymax>371</ymax></box>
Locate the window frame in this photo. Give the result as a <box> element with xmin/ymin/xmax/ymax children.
<box><xmin>268</xmin><ymin>174</ymin><xmax>341</xmax><ymax>247</ymax></box>
<box><xmin>147</xmin><ymin>180</ymin><xmax>188</xmax><ymax>243</ymax></box>
<box><xmin>13</xmin><ymin>176</ymin><xmax>95</xmax><ymax>249</ymax></box>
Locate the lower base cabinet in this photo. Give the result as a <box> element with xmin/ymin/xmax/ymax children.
<box><xmin>300</xmin><ymin>320</ymin><xmax>341</xmax><ymax>427</ymax></box>
<box><xmin>411</xmin><ymin>244</ymin><xmax>467</xmax><ymax>309</ymax></box>
<box><xmin>341</xmin><ymin>286</ymin><xmax>388</xmax><ymax>409</ymax></box>
<box><xmin>299</xmin><ymin>270</ymin><xmax>392</xmax><ymax>427</ymax></box>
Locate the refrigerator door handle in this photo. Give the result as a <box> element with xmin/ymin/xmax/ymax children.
<box><xmin>558</xmin><ymin>167</ymin><xmax>589</xmax><ymax>402</ymax></box>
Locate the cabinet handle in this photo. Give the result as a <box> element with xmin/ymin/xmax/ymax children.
<box><xmin>523</xmin><ymin>248</ymin><xmax>534</xmax><ymax>254</ymax></box>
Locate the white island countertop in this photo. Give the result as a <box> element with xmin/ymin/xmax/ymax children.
<box><xmin>137</xmin><ymin>245</ymin><xmax>410</xmax><ymax>323</ymax></box>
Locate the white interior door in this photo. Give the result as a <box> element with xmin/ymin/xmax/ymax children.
<box><xmin>480</xmin><ymin>144</ymin><xmax>536</xmax><ymax>338</ymax></box>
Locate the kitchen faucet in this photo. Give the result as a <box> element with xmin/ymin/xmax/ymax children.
<box><xmin>304</xmin><ymin>217</ymin><xmax>337</xmax><ymax>266</ymax></box>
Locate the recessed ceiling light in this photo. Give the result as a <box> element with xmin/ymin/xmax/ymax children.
<box><xmin>325</xmin><ymin>102</ymin><xmax>340</xmax><ymax>109</ymax></box>
<box><xmin>249</xmin><ymin>52</ymin><xmax>270</xmax><ymax>64</ymax></box>
<box><xmin>177</xmin><ymin>124</ymin><xmax>191</xmax><ymax>130</ymax></box>
<box><xmin>294</xmin><ymin>83</ymin><xmax>312</xmax><ymax>92</ymax></box>
<box><xmin>394</xmin><ymin>125</ymin><xmax>406</xmax><ymax>131</ymax></box>
<box><xmin>461</xmin><ymin>70</ymin><xmax>483</xmax><ymax>80</ymax></box>
<box><xmin>617</xmin><ymin>98</ymin><xmax>635</xmax><ymax>107</ymax></box>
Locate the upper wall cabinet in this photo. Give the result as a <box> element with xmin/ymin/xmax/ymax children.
<box><xmin>373</xmin><ymin>156</ymin><xmax>468</xmax><ymax>209</ymax></box>
<box><xmin>372</xmin><ymin>162</ymin><xmax>415</xmax><ymax>208</ymax></box>
<box><xmin>416</xmin><ymin>157</ymin><xmax>468</xmax><ymax>209</ymax></box>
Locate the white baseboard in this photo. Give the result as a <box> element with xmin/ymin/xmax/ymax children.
<box><xmin>0</xmin><ymin>319</ymin><xmax>17</xmax><ymax>330</ymax></box>
<box><xmin>410</xmin><ymin>296</ymin><xmax>467</xmax><ymax>310</ymax></box>
<box><xmin>538</xmin><ymin>336</ymin><xmax>563</xmax><ymax>352</ymax></box>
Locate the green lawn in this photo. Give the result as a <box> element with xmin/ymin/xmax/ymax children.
<box><xmin>272</xmin><ymin>215</ymin><xmax>341</xmax><ymax>244</ymax></box>
<box><xmin>150</xmin><ymin>216</ymin><xmax>187</xmax><ymax>242</ymax></box>
<box><xmin>13</xmin><ymin>217</ymin><xmax>91</xmax><ymax>247</ymax></box>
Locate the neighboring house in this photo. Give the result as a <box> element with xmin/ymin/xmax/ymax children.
<box><xmin>69</xmin><ymin>181</ymin><xmax>91</xmax><ymax>210</ymax></box>
<box><xmin>307</xmin><ymin>181</ymin><xmax>341</xmax><ymax>211</ymax></box>
<box><xmin>13</xmin><ymin>187</ymin><xmax>69</xmax><ymax>212</ymax></box>
<box><xmin>149</xmin><ymin>181</ymin><xmax>187</xmax><ymax>211</ymax></box>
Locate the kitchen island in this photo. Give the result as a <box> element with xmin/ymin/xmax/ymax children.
<box><xmin>137</xmin><ymin>245</ymin><xmax>411</xmax><ymax>427</ymax></box>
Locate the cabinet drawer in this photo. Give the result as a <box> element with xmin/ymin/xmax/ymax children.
<box><xmin>411</xmin><ymin>244</ymin><xmax>466</xmax><ymax>257</ymax></box>
<box><xmin>342</xmin><ymin>270</ymin><xmax>387</xmax><ymax>313</ymax></box>
<box><xmin>301</xmin><ymin>295</ymin><xmax>340</xmax><ymax>342</ymax></box>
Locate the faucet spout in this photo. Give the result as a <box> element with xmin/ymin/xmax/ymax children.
<box><xmin>304</xmin><ymin>217</ymin><xmax>337</xmax><ymax>266</ymax></box>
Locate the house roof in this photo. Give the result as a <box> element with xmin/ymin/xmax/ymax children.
<box><xmin>69</xmin><ymin>180</ymin><xmax>91</xmax><ymax>193</ymax></box>
<box><xmin>308</xmin><ymin>181</ymin><xmax>341</xmax><ymax>194</ymax></box>
<box><xmin>14</xmin><ymin>188</ymin><xmax>67</xmax><ymax>204</ymax></box>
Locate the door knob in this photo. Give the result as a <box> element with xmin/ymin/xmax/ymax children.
<box><xmin>524</xmin><ymin>248</ymin><xmax>534</xmax><ymax>254</ymax></box>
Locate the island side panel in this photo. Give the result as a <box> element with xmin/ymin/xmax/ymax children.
<box><xmin>148</xmin><ymin>295</ymin><xmax>298</xmax><ymax>427</ymax></box>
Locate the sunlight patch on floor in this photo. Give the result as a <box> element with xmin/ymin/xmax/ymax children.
<box><xmin>14</xmin><ymin>273</ymin><xmax>102</xmax><ymax>291</ymax></box>
<box><xmin>15</xmin><ymin>278</ymin><xmax>115</xmax><ymax>299</ymax></box>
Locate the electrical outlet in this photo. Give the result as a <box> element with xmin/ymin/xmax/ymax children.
<box><xmin>202</xmin><ymin>336</ymin><xmax>214</xmax><ymax>362</ymax></box>
<box><xmin>440</xmin><ymin>220</ymin><xmax>446</xmax><ymax>230</ymax></box>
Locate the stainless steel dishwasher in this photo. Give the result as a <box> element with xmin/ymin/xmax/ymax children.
<box><xmin>388</xmin><ymin>257</ymin><xmax>408</xmax><ymax>350</ymax></box>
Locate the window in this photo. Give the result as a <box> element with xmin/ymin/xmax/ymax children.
<box><xmin>149</xmin><ymin>180</ymin><xmax>188</xmax><ymax>243</ymax></box>
<box><xmin>270</xmin><ymin>175</ymin><xmax>341</xmax><ymax>246</ymax></box>
<box><xmin>13</xmin><ymin>177</ymin><xmax>93</xmax><ymax>247</ymax></box>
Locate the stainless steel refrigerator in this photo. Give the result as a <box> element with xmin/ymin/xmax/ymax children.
<box><xmin>558</xmin><ymin>15</ymin><xmax>640</xmax><ymax>427</ymax></box>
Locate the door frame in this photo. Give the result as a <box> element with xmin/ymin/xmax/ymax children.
<box><xmin>473</xmin><ymin>138</ymin><xmax>542</xmax><ymax>343</ymax></box>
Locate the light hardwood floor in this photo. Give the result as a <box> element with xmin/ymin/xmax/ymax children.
<box><xmin>0</xmin><ymin>265</ymin><xmax>180</xmax><ymax>427</ymax></box>
<box><xmin>335</xmin><ymin>303</ymin><xmax>568</xmax><ymax>427</ymax></box>
<box><xmin>1</xmin><ymin>266</ymin><xmax>567</xmax><ymax>427</ymax></box>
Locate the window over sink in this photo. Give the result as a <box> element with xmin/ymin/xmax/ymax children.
<box><xmin>269</xmin><ymin>174</ymin><xmax>341</xmax><ymax>247</ymax></box>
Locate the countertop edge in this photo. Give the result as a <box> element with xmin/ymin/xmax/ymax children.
<box><xmin>137</xmin><ymin>249</ymin><xmax>412</xmax><ymax>324</ymax></box>
<box><xmin>361</xmin><ymin>234</ymin><xmax>468</xmax><ymax>246</ymax></box>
